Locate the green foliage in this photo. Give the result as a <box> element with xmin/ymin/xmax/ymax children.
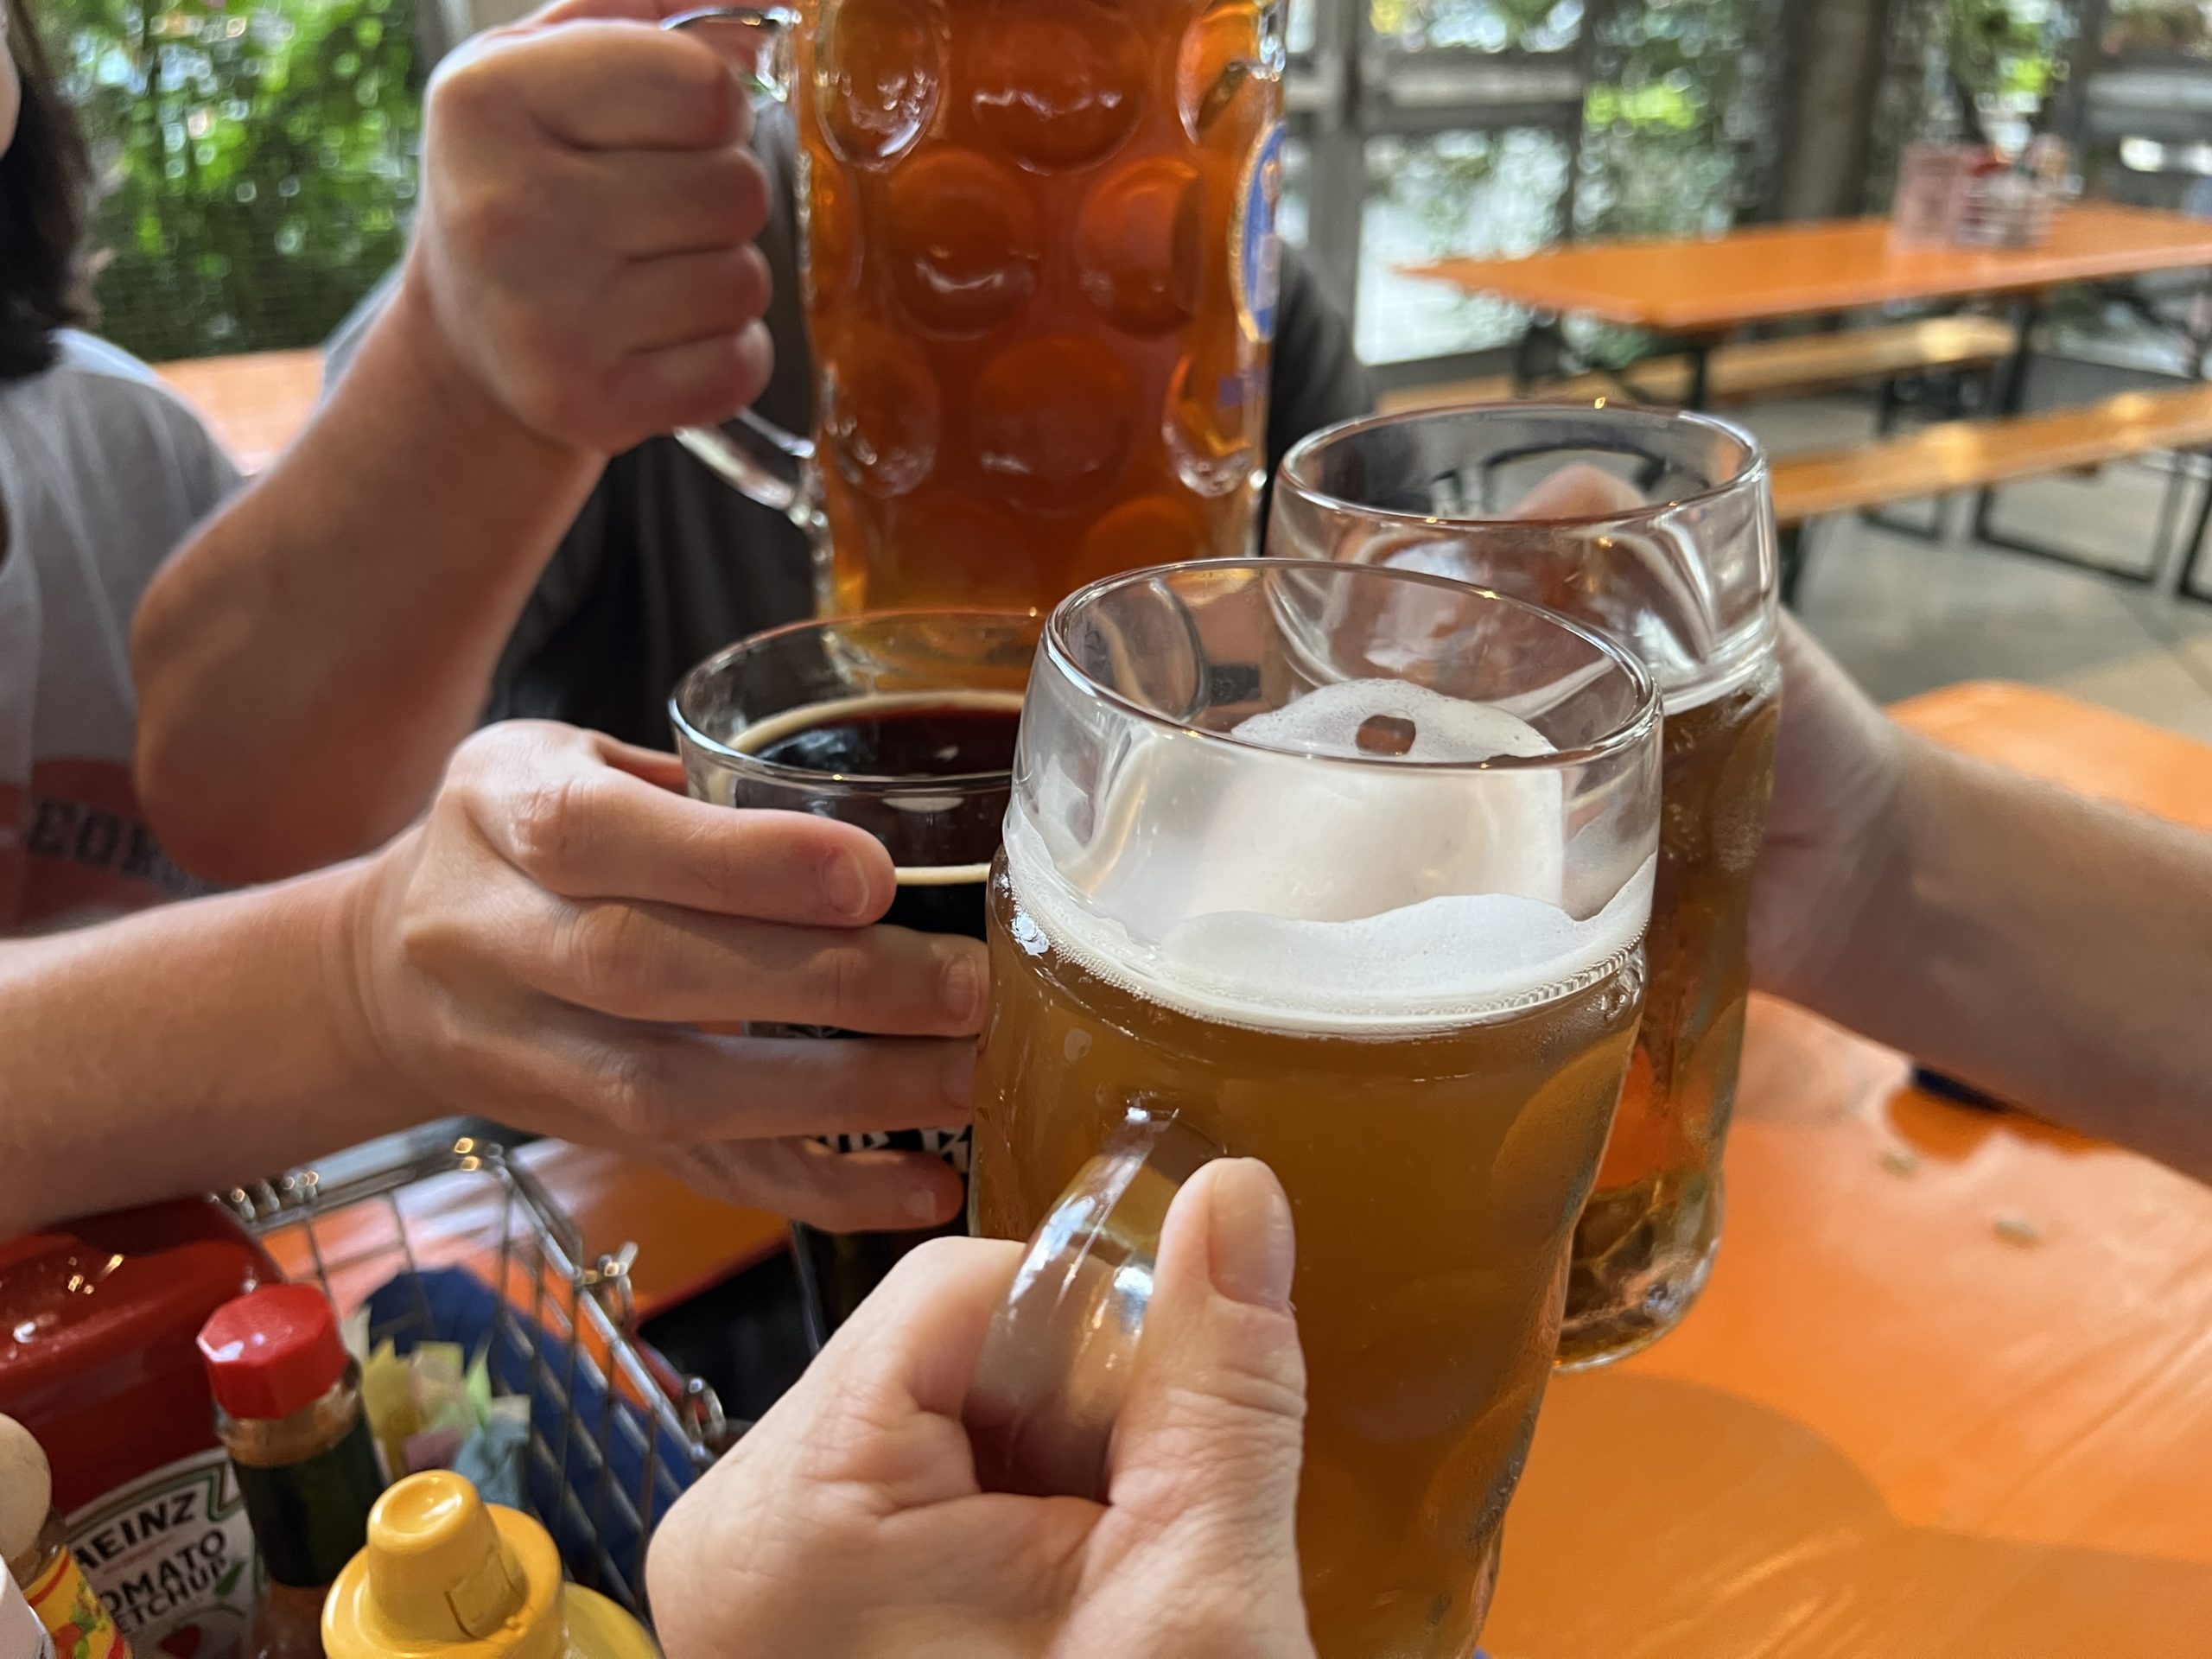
<box><xmin>47</xmin><ymin>0</ymin><xmax>420</xmax><ymax>362</ymax></box>
<box><xmin>1367</xmin><ymin>0</ymin><xmax>1579</xmax><ymax>52</ymax></box>
<box><xmin>1942</xmin><ymin>0</ymin><xmax>2061</xmax><ymax>100</ymax></box>
<box><xmin>1579</xmin><ymin>0</ymin><xmax>1748</xmax><ymax>241</ymax></box>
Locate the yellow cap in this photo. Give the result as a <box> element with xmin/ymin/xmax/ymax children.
<box><xmin>323</xmin><ymin>1472</ymin><xmax>658</xmax><ymax>1659</ymax></box>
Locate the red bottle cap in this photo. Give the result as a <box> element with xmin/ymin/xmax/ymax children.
<box><xmin>196</xmin><ymin>1283</ymin><xmax>349</xmax><ymax>1421</ymax></box>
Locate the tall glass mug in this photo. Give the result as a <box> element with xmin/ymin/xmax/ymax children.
<box><xmin>1270</xmin><ymin>404</ymin><xmax>1781</xmax><ymax>1368</ymax></box>
<box><xmin>666</xmin><ymin>0</ymin><xmax>1286</xmax><ymax>613</ymax></box>
<box><xmin>671</xmin><ymin>610</ymin><xmax>1037</xmax><ymax>1348</ymax></box>
<box><xmin>967</xmin><ymin>560</ymin><xmax>1661</xmax><ymax>1656</ymax></box>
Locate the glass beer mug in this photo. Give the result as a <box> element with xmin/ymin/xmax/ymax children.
<box><xmin>1270</xmin><ymin>404</ymin><xmax>1781</xmax><ymax>1369</ymax></box>
<box><xmin>664</xmin><ymin>0</ymin><xmax>1287</xmax><ymax>615</ymax></box>
<box><xmin>964</xmin><ymin>559</ymin><xmax>1662</xmax><ymax>1656</ymax></box>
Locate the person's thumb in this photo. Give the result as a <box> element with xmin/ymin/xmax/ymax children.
<box><xmin>1108</xmin><ymin>1159</ymin><xmax>1308</xmax><ymax>1571</ymax></box>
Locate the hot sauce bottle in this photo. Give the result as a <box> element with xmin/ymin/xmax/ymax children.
<box><xmin>195</xmin><ymin>1288</ymin><xmax>383</xmax><ymax>1659</ymax></box>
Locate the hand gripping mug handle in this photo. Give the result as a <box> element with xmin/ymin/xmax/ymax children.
<box><xmin>660</xmin><ymin>6</ymin><xmax>817</xmax><ymax>525</ymax></box>
<box><xmin>962</xmin><ymin>1105</ymin><xmax>1222</xmax><ymax>1502</ymax></box>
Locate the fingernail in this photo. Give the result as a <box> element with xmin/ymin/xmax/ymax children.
<box><xmin>823</xmin><ymin>853</ymin><xmax>872</xmax><ymax>922</ymax></box>
<box><xmin>940</xmin><ymin>1045</ymin><xmax>976</xmax><ymax>1104</ymax></box>
<box><xmin>940</xmin><ymin>948</ymin><xmax>985</xmax><ymax>1027</ymax></box>
<box><xmin>907</xmin><ymin>1185</ymin><xmax>950</xmax><ymax>1224</ymax></box>
<box><xmin>1207</xmin><ymin>1160</ymin><xmax>1296</xmax><ymax>1312</ymax></box>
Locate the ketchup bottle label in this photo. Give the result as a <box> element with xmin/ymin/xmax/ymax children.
<box><xmin>64</xmin><ymin>1450</ymin><xmax>257</xmax><ymax>1659</ymax></box>
<box><xmin>21</xmin><ymin>1548</ymin><xmax>123</xmax><ymax>1659</ymax></box>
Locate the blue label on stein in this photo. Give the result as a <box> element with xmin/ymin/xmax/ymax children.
<box><xmin>1236</xmin><ymin>123</ymin><xmax>1284</xmax><ymax>345</ymax></box>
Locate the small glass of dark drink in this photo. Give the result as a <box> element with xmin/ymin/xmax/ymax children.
<box><xmin>670</xmin><ymin>611</ymin><xmax>1038</xmax><ymax>1349</ymax></box>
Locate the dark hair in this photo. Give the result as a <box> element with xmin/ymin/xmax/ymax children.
<box><xmin>0</xmin><ymin>0</ymin><xmax>92</xmax><ymax>381</ymax></box>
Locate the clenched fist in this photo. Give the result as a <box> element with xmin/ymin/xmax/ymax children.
<box><xmin>404</xmin><ymin>0</ymin><xmax>776</xmax><ymax>454</ymax></box>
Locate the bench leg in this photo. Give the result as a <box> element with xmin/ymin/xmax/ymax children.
<box><xmin>1684</xmin><ymin>338</ymin><xmax>1714</xmax><ymax>411</ymax></box>
<box><xmin>1779</xmin><ymin>522</ymin><xmax>1813</xmax><ymax>608</ymax></box>
<box><xmin>1972</xmin><ymin>481</ymin><xmax>2167</xmax><ymax>588</ymax></box>
<box><xmin>1513</xmin><ymin>315</ymin><xmax>1562</xmax><ymax>395</ymax></box>
<box><xmin>1992</xmin><ymin>291</ymin><xmax>2044</xmax><ymax>416</ymax></box>
<box><xmin>2180</xmin><ymin>454</ymin><xmax>2212</xmax><ymax>607</ymax></box>
<box><xmin>1873</xmin><ymin>373</ymin><xmax>1902</xmax><ymax>437</ymax></box>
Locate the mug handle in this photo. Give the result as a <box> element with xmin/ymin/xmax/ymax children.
<box><xmin>962</xmin><ymin>1106</ymin><xmax>1222</xmax><ymax>1501</ymax></box>
<box><xmin>661</xmin><ymin>6</ymin><xmax>817</xmax><ymax>524</ymax></box>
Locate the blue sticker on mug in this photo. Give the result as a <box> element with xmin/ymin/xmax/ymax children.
<box><xmin>1235</xmin><ymin>123</ymin><xmax>1284</xmax><ymax>345</ymax></box>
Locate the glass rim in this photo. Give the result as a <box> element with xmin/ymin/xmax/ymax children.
<box><xmin>1044</xmin><ymin>558</ymin><xmax>1662</xmax><ymax>773</ymax></box>
<box><xmin>1274</xmin><ymin>398</ymin><xmax>1770</xmax><ymax>534</ymax></box>
<box><xmin>668</xmin><ymin>607</ymin><xmax>1039</xmax><ymax>791</ymax></box>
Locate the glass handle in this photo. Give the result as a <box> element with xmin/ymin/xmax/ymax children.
<box><xmin>662</xmin><ymin>3</ymin><xmax>798</xmax><ymax>100</ymax></box>
<box><xmin>661</xmin><ymin>7</ymin><xmax>817</xmax><ymax>520</ymax></box>
<box><xmin>962</xmin><ymin>1106</ymin><xmax>1221</xmax><ymax>1502</ymax></box>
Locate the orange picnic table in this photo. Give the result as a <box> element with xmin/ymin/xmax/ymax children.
<box><xmin>1413</xmin><ymin>202</ymin><xmax>2212</xmax><ymax>413</ymax></box>
<box><xmin>1488</xmin><ymin>682</ymin><xmax>2212</xmax><ymax>1657</ymax></box>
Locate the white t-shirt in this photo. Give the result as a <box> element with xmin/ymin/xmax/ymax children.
<box><xmin>0</xmin><ymin>332</ymin><xmax>238</xmax><ymax>934</ymax></box>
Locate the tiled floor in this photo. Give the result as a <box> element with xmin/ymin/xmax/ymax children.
<box><xmin>1731</xmin><ymin>393</ymin><xmax>2212</xmax><ymax>745</ymax></box>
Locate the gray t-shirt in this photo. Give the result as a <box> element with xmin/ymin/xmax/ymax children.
<box><xmin>336</xmin><ymin>111</ymin><xmax>1375</xmax><ymax>748</ymax></box>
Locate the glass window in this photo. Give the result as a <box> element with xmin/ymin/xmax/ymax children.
<box><xmin>1279</xmin><ymin>133</ymin><xmax>1313</xmax><ymax>249</ymax></box>
<box><xmin>1356</xmin><ymin>127</ymin><xmax>1570</xmax><ymax>363</ymax></box>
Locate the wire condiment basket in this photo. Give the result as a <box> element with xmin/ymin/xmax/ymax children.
<box><xmin>221</xmin><ymin>1131</ymin><xmax>730</xmax><ymax>1618</ymax></box>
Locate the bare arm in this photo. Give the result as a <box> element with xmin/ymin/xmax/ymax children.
<box><xmin>1753</xmin><ymin>620</ymin><xmax>2212</xmax><ymax>1181</ymax></box>
<box><xmin>131</xmin><ymin>287</ymin><xmax>600</xmax><ymax>881</ymax></box>
<box><xmin>1804</xmin><ymin>737</ymin><xmax>2212</xmax><ymax>1176</ymax></box>
<box><xmin>0</xmin><ymin>867</ymin><xmax>413</xmax><ymax>1235</ymax></box>
<box><xmin>1</xmin><ymin>723</ymin><xmax>982</xmax><ymax>1240</ymax></box>
<box><xmin>131</xmin><ymin>0</ymin><xmax>775</xmax><ymax>883</ymax></box>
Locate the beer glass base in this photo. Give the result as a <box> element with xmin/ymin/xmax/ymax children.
<box><xmin>1554</xmin><ymin>1169</ymin><xmax>1724</xmax><ymax>1371</ymax></box>
<box><xmin>1466</xmin><ymin>1528</ymin><xmax>1503</xmax><ymax>1654</ymax></box>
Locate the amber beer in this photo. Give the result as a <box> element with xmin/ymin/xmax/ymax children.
<box><xmin>967</xmin><ymin>561</ymin><xmax>1662</xmax><ymax>1656</ymax></box>
<box><xmin>793</xmin><ymin>0</ymin><xmax>1284</xmax><ymax>612</ymax></box>
<box><xmin>1268</xmin><ymin>404</ymin><xmax>1781</xmax><ymax>1367</ymax></box>
<box><xmin>973</xmin><ymin>868</ymin><xmax>1643</xmax><ymax>1656</ymax></box>
<box><xmin>1563</xmin><ymin>667</ymin><xmax>1779</xmax><ymax>1363</ymax></box>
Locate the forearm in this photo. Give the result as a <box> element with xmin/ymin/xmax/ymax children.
<box><xmin>0</xmin><ymin>870</ymin><xmax>423</xmax><ymax>1236</ymax></box>
<box><xmin>132</xmin><ymin>270</ymin><xmax>602</xmax><ymax>884</ymax></box>
<box><xmin>1817</xmin><ymin>737</ymin><xmax>2212</xmax><ymax>1175</ymax></box>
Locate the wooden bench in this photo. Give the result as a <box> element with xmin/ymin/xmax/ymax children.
<box><xmin>1770</xmin><ymin>382</ymin><xmax>2212</xmax><ymax>601</ymax></box>
<box><xmin>1378</xmin><ymin>315</ymin><xmax>2017</xmax><ymax>414</ymax></box>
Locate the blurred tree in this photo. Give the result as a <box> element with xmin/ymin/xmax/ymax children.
<box><xmin>45</xmin><ymin>0</ymin><xmax>419</xmax><ymax>362</ymax></box>
<box><xmin>1938</xmin><ymin>0</ymin><xmax>2070</xmax><ymax>139</ymax></box>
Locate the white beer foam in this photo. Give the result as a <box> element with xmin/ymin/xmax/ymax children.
<box><xmin>1009</xmin><ymin>678</ymin><xmax>1651</xmax><ymax>1033</ymax></box>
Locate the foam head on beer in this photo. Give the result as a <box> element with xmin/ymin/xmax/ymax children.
<box><xmin>1008</xmin><ymin>672</ymin><xmax>1654</xmax><ymax>1033</ymax></box>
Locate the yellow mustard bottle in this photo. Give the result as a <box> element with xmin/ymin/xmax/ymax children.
<box><xmin>321</xmin><ymin>1472</ymin><xmax>658</xmax><ymax>1659</ymax></box>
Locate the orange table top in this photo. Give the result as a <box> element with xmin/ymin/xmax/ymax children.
<box><xmin>1413</xmin><ymin>202</ymin><xmax>2212</xmax><ymax>334</ymax></box>
<box><xmin>1486</xmin><ymin>682</ymin><xmax>2212</xmax><ymax>1657</ymax></box>
<box><xmin>155</xmin><ymin>348</ymin><xmax>321</xmax><ymax>474</ymax></box>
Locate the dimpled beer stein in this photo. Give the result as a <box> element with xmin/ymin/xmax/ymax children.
<box><xmin>1271</xmin><ymin>404</ymin><xmax>1783</xmax><ymax>1368</ymax></box>
<box><xmin>668</xmin><ymin>0</ymin><xmax>1286</xmax><ymax>614</ymax></box>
